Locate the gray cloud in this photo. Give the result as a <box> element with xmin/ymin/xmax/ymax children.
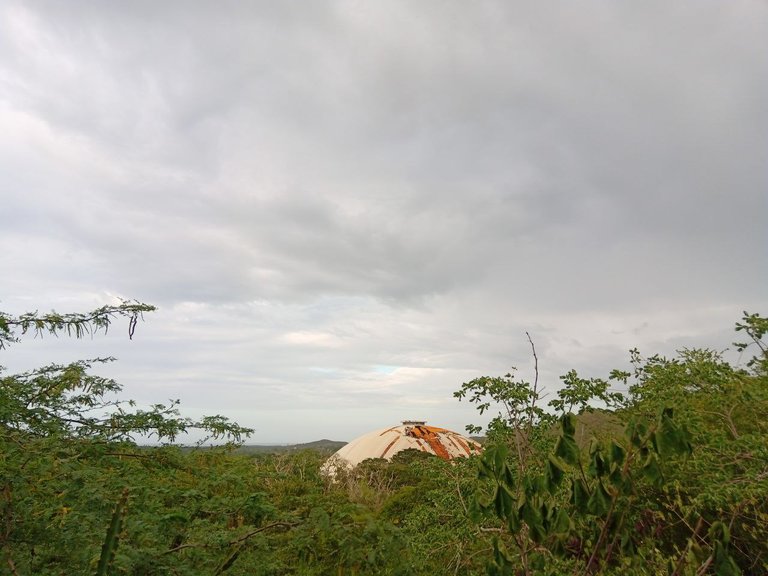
<box><xmin>1</xmin><ymin>1</ymin><xmax>766</xmax><ymax>442</ymax></box>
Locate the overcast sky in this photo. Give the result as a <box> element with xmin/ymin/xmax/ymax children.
<box><xmin>1</xmin><ymin>1</ymin><xmax>766</xmax><ymax>443</ymax></box>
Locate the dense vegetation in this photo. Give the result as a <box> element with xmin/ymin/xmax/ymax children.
<box><xmin>1</xmin><ymin>303</ymin><xmax>766</xmax><ymax>574</ymax></box>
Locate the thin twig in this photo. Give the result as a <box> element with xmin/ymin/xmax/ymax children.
<box><xmin>525</xmin><ymin>332</ymin><xmax>540</xmax><ymax>440</ymax></box>
<box><xmin>5</xmin><ymin>555</ymin><xmax>20</xmax><ymax>576</ymax></box>
<box><xmin>526</xmin><ymin>332</ymin><xmax>539</xmax><ymax>401</ymax></box>
<box><xmin>672</xmin><ymin>516</ymin><xmax>705</xmax><ymax>576</ymax></box>
<box><xmin>228</xmin><ymin>521</ymin><xmax>298</xmax><ymax>545</ymax></box>
<box><xmin>162</xmin><ymin>521</ymin><xmax>298</xmax><ymax>555</ymax></box>
<box><xmin>453</xmin><ymin>469</ymin><xmax>469</xmax><ymax>516</ymax></box>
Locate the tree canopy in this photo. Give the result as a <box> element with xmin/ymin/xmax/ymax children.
<box><xmin>1</xmin><ymin>302</ymin><xmax>765</xmax><ymax>575</ymax></box>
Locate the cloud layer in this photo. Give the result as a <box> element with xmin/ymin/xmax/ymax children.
<box><xmin>1</xmin><ymin>1</ymin><xmax>766</xmax><ymax>442</ymax></box>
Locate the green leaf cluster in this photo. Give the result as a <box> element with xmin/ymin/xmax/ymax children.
<box><xmin>0</xmin><ymin>301</ymin><xmax>492</xmax><ymax>574</ymax></box>
<box><xmin>2</xmin><ymin>301</ymin><xmax>766</xmax><ymax>575</ymax></box>
<box><xmin>459</xmin><ymin>312</ymin><xmax>768</xmax><ymax>575</ymax></box>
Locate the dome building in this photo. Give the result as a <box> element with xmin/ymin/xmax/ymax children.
<box><xmin>322</xmin><ymin>420</ymin><xmax>481</xmax><ymax>475</ymax></box>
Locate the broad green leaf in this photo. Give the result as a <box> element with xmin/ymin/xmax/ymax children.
<box><xmin>589</xmin><ymin>447</ymin><xmax>607</xmax><ymax>478</ymax></box>
<box><xmin>620</xmin><ymin>530</ymin><xmax>636</xmax><ymax>555</ymax></box>
<box><xmin>520</xmin><ymin>502</ymin><xmax>545</xmax><ymax>543</ymax></box>
<box><xmin>571</xmin><ymin>479</ymin><xmax>590</xmax><ymax>513</ymax></box>
<box><xmin>561</xmin><ymin>413</ymin><xmax>577</xmax><ymax>437</ymax></box>
<box><xmin>610</xmin><ymin>440</ymin><xmax>626</xmax><ymax>467</ymax></box>
<box><xmin>552</xmin><ymin>508</ymin><xmax>571</xmax><ymax>535</ymax></box>
<box><xmin>545</xmin><ymin>455</ymin><xmax>566</xmax><ymax>492</ymax></box>
<box><xmin>642</xmin><ymin>452</ymin><xmax>663</xmax><ymax>485</ymax></box>
<box><xmin>587</xmin><ymin>480</ymin><xmax>611</xmax><ymax>517</ymax></box>
<box><xmin>507</xmin><ymin>506</ymin><xmax>522</xmax><ymax>533</ymax></box>
<box><xmin>554</xmin><ymin>435</ymin><xmax>580</xmax><ymax>467</ymax></box>
<box><xmin>494</xmin><ymin>485</ymin><xmax>514</xmax><ymax>519</ymax></box>
<box><xmin>655</xmin><ymin>408</ymin><xmax>693</xmax><ymax>457</ymax></box>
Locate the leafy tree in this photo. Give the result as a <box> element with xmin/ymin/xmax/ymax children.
<box><xmin>474</xmin><ymin>411</ymin><xmax>697</xmax><ymax>575</ymax></box>
<box><xmin>4</xmin><ymin>301</ymin><xmax>765</xmax><ymax>575</ymax></box>
<box><xmin>733</xmin><ymin>311</ymin><xmax>768</xmax><ymax>375</ymax></box>
<box><xmin>1</xmin><ymin>300</ymin><xmax>474</xmax><ymax>575</ymax></box>
<box><xmin>458</xmin><ymin>314</ymin><xmax>768</xmax><ymax>575</ymax></box>
<box><xmin>0</xmin><ymin>300</ymin><xmax>252</xmax><ymax>575</ymax></box>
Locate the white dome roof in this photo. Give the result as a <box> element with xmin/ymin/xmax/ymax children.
<box><xmin>322</xmin><ymin>421</ymin><xmax>481</xmax><ymax>475</ymax></box>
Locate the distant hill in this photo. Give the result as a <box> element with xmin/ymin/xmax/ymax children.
<box><xmin>234</xmin><ymin>439</ymin><xmax>346</xmax><ymax>455</ymax></box>
<box><xmin>229</xmin><ymin>412</ymin><xmax>619</xmax><ymax>457</ymax></box>
<box><xmin>569</xmin><ymin>410</ymin><xmax>624</xmax><ymax>447</ymax></box>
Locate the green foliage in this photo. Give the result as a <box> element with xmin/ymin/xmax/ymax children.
<box><xmin>0</xmin><ymin>299</ymin><xmax>491</xmax><ymax>574</ymax></box>
<box><xmin>3</xmin><ymin>300</ymin><xmax>766</xmax><ymax>575</ymax></box>
<box><xmin>549</xmin><ymin>370</ymin><xmax>625</xmax><ymax>416</ymax></box>
<box><xmin>0</xmin><ymin>300</ymin><xmax>156</xmax><ymax>350</ymax></box>
<box><xmin>474</xmin><ymin>406</ymin><xmax>748</xmax><ymax>576</ymax></box>
<box><xmin>734</xmin><ymin>311</ymin><xmax>768</xmax><ymax>374</ymax></box>
<box><xmin>460</xmin><ymin>313</ymin><xmax>768</xmax><ymax>575</ymax></box>
<box><xmin>0</xmin><ymin>359</ymin><xmax>251</xmax><ymax>444</ymax></box>
<box><xmin>95</xmin><ymin>488</ymin><xmax>129</xmax><ymax>576</ymax></box>
<box><xmin>454</xmin><ymin>371</ymin><xmax>549</xmax><ymax>437</ymax></box>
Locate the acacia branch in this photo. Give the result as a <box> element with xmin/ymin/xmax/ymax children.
<box><xmin>672</xmin><ymin>517</ymin><xmax>705</xmax><ymax>576</ymax></box>
<box><xmin>228</xmin><ymin>521</ymin><xmax>298</xmax><ymax>545</ymax></box>
<box><xmin>163</xmin><ymin>521</ymin><xmax>299</xmax><ymax>555</ymax></box>
<box><xmin>5</xmin><ymin>555</ymin><xmax>19</xmax><ymax>576</ymax></box>
<box><xmin>0</xmin><ymin>302</ymin><xmax>155</xmax><ymax>350</ymax></box>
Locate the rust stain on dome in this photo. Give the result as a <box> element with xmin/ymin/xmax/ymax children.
<box><xmin>406</xmin><ymin>425</ymin><xmax>451</xmax><ymax>460</ymax></box>
<box><xmin>379</xmin><ymin>436</ymin><xmax>401</xmax><ymax>459</ymax></box>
